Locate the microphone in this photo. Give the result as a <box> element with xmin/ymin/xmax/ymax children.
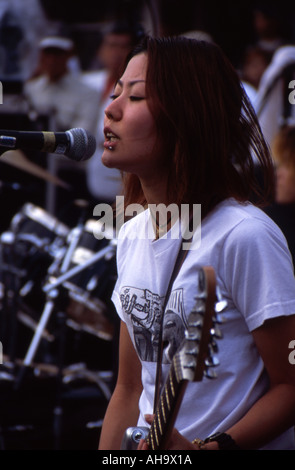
<box><xmin>0</xmin><ymin>128</ymin><xmax>96</xmax><ymax>161</ymax></box>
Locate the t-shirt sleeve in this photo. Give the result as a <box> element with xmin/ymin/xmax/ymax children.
<box><xmin>111</xmin><ymin>234</ymin><xmax>127</xmax><ymax>323</ymax></box>
<box><xmin>220</xmin><ymin>216</ymin><xmax>295</xmax><ymax>331</ymax></box>
<box><xmin>110</xmin><ymin>220</ymin><xmax>136</xmax><ymax>324</ymax></box>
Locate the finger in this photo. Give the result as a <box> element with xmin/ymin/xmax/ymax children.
<box><xmin>144</xmin><ymin>414</ymin><xmax>154</xmax><ymax>424</ymax></box>
<box><xmin>137</xmin><ymin>439</ymin><xmax>149</xmax><ymax>450</ymax></box>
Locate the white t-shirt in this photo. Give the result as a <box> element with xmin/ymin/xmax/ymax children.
<box><xmin>112</xmin><ymin>198</ymin><xmax>295</xmax><ymax>450</ymax></box>
<box><xmin>24</xmin><ymin>72</ymin><xmax>100</xmax><ymax>135</ymax></box>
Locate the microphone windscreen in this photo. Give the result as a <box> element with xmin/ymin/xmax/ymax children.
<box><xmin>67</xmin><ymin>128</ymin><xmax>97</xmax><ymax>161</ymax></box>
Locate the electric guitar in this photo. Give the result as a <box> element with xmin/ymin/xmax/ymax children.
<box><xmin>121</xmin><ymin>266</ymin><xmax>226</xmax><ymax>450</ymax></box>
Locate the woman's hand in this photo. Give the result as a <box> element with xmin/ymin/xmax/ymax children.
<box><xmin>137</xmin><ymin>414</ymin><xmax>209</xmax><ymax>450</ymax></box>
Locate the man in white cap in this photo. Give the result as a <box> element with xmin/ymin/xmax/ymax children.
<box><xmin>24</xmin><ymin>35</ymin><xmax>99</xmax><ymax>134</ymax></box>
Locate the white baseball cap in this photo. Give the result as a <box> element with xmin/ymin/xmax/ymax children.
<box><xmin>39</xmin><ymin>36</ymin><xmax>74</xmax><ymax>51</ymax></box>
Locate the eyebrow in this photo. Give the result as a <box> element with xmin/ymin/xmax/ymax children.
<box><xmin>116</xmin><ymin>79</ymin><xmax>146</xmax><ymax>88</ymax></box>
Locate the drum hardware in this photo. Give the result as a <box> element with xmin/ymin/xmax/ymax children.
<box><xmin>9</xmin><ymin>203</ymin><xmax>70</xmax><ymax>249</ymax></box>
<box><xmin>15</xmin><ymin>220</ymin><xmax>116</xmax><ymax>375</ymax></box>
<box><xmin>0</xmin><ymin>149</ymin><xmax>70</xmax><ymax>189</ymax></box>
<box><xmin>0</xmin><ymin>205</ymin><xmax>117</xmax><ymax>449</ymax></box>
<box><xmin>14</xmin><ymin>292</ymin><xmax>57</xmax><ymax>390</ymax></box>
<box><xmin>59</xmin><ymin>225</ymin><xmax>85</xmax><ymax>275</ymax></box>
<box><xmin>17</xmin><ymin>240</ymin><xmax>117</xmax><ymax>377</ymax></box>
<box><xmin>86</xmin><ymin>419</ymin><xmax>104</xmax><ymax>430</ymax></box>
<box><xmin>62</xmin><ymin>364</ymin><xmax>113</xmax><ymax>401</ymax></box>
<box><xmin>43</xmin><ymin>240</ymin><xmax>117</xmax><ymax>294</ymax></box>
<box><xmin>65</xmin><ymin>297</ymin><xmax>113</xmax><ymax>341</ymax></box>
<box><xmin>0</xmin><ymin>231</ymin><xmax>27</xmax><ymax>363</ymax></box>
<box><xmin>16</xmin><ymin>311</ymin><xmax>55</xmax><ymax>342</ymax></box>
<box><xmin>0</xmin><ymin>203</ymin><xmax>71</xmax><ymax>362</ymax></box>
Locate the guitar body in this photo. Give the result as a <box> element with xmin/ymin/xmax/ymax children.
<box><xmin>121</xmin><ymin>266</ymin><xmax>225</xmax><ymax>451</ymax></box>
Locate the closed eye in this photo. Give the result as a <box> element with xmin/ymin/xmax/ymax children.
<box><xmin>130</xmin><ymin>96</ymin><xmax>145</xmax><ymax>101</ymax></box>
<box><xmin>109</xmin><ymin>95</ymin><xmax>145</xmax><ymax>102</ymax></box>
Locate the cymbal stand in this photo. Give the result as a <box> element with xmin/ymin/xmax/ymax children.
<box><xmin>43</xmin><ymin>240</ymin><xmax>117</xmax><ymax>294</ymax></box>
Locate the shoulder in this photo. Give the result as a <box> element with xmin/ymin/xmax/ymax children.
<box><xmin>118</xmin><ymin>209</ymin><xmax>148</xmax><ymax>237</ymax></box>
<box><xmin>212</xmin><ymin>200</ymin><xmax>291</xmax><ymax>264</ymax></box>
<box><xmin>62</xmin><ymin>73</ymin><xmax>100</xmax><ymax>96</ymax></box>
<box><xmin>81</xmin><ymin>70</ymin><xmax>108</xmax><ymax>92</ymax></box>
<box><xmin>116</xmin><ymin>210</ymin><xmax>150</xmax><ymax>259</ymax></box>
<box><xmin>24</xmin><ymin>75</ymin><xmax>47</xmax><ymax>92</ymax></box>
<box><xmin>203</xmin><ymin>198</ymin><xmax>294</xmax><ymax>283</ymax></box>
<box><xmin>208</xmin><ymin>198</ymin><xmax>286</xmax><ymax>242</ymax></box>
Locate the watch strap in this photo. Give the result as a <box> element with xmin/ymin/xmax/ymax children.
<box><xmin>204</xmin><ymin>432</ymin><xmax>240</xmax><ymax>450</ymax></box>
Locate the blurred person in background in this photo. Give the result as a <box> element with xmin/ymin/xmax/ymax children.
<box><xmin>84</xmin><ymin>22</ymin><xmax>143</xmax><ymax>205</ymax></box>
<box><xmin>264</xmin><ymin>125</ymin><xmax>295</xmax><ymax>267</ymax></box>
<box><xmin>252</xmin><ymin>3</ymin><xmax>288</xmax><ymax>56</ymax></box>
<box><xmin>241</xmin><ymin>46</ymin><xmax>272</xmax><ymax>90</ymax></box>
<box><xmin>255</xmin><ymin>45</ymin><xmax>295</xmax><ymax>149</ymax></box>
<box><xmin>23</xmin><ymin>35</ymin><xmax>101</xmax><ymax>220</ymax></box>
<box><xmin>24</xmin><ymin>35</ymin><xmax>99</xmax><ymax>134</ymax></box>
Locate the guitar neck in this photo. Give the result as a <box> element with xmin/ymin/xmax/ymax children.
<box><xmin>147</xmin><ymin>356</ymin><xmax>188</xmax><ymax>450</ymax></box>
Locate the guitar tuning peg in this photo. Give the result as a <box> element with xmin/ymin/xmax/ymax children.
<box><xmin>208</xmin><ymin>339</ymin><xmax>219</xmax><ymax>355</ymax></box>
<box><xmin>204</xmin><ymin>368</ymin><xmax>218</xmax><ymax>379</ymax></box>
<box><xmin>215</xmin><ymin>285</ymin><xmax>227</xmax><ymax>313</ymax></box>
<box><xmin>215</xmin><ymin>300</ymin><xmax>227</xmax><ymax>314</ymax></box>
<box><xmin>210</xmin><ymin>325</ymin><xmax>223</xmax><ymax>339</ymax></box>
<box><xmin>185</xmin><ymin>330</ymin><xmax>202</xmax><ymax>342</ymax></box>
<box><xmin>183</xmin><ymin>360</ymin><xmax>197</xmax><ymax>371</ymax></box>
<box><xmin>205</xmin><ymin>355</ymin><xmax>219</xmax><ymax>368</ymax></box>
<box><xmin>188</xmin><ymin>316</ymin><xmax>203</xmax><ymax>329</ymax></box>
<box><xmin>185</xmin><ymin>346</ymin><xmax>199</xmax><ymax>356</ymax></box>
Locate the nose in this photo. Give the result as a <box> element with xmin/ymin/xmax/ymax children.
<box><xmin>104</xmin><ymin>99</ymin><xmax>122</xmax><ymax>121</ymax></box>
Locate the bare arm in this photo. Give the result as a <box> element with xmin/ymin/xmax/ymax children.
<box><xmin>146</xmin><ymin>314</ymin><xmax>295</xmax><ymax>450</ymax></box>
<box><xmin>223</xmin><ymin>314</ymin><xmax>295</xmax><ymax>449</ymax></box>
<box><xmin>99</xmin><ymin>321</ymin><xmax>143</xmax><ymax>450</ymax></box>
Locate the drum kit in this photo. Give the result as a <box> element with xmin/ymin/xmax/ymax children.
<box><xmin>0</xmin><ymin>149</ymin><xmax>118</xmax><ymax>449</ymax></box>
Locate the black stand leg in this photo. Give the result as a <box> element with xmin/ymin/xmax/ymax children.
<box><xmin>53</xmin><ymin>306</ymin><xmax>67</xmax><ymax>450</ymax></box>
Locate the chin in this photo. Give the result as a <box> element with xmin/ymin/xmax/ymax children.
<box><xmin>101</xmin><ymin>152</ymin><xmax>115</xmax><ymax>168</ymax></box>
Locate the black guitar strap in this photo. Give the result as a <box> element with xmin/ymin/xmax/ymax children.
<box><xmin>153</xmin><ymin>238</ymin><xmax>189</xmax><ymax>413</ymax></box>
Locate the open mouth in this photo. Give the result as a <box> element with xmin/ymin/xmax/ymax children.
<box><xmin>105</xmin><ymin>129</ymin><xmax>119</xmax><ymax>143</ymax></box>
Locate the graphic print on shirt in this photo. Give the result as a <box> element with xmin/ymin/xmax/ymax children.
<box><xmin>120</xmin><ymin>286</ymin><xmax>187</xmax><ymax>363</ymax></box>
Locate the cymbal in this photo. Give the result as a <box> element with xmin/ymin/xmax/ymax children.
<box><xmin>0</xmin><ymin>149</ymin><xmax>71</xmax><ymax>189</ymax></box>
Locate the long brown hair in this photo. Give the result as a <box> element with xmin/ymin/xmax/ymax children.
<box><xmin>123</xmin><ymin>36</ymin><xmax>274</xmax><ymax>218</ymax></box>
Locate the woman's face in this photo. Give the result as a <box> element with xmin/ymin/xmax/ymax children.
<box><xmin>102</xmin><ymin>53</ymin><xmax>162</xmax><ymax>179</ymax></box>
<box><xmin>275</xmin><ymin>162</ymin><xmax>295</xmax><ymax>204</ymax></box>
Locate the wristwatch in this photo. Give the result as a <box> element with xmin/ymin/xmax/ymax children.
<box><xmin>204</xmin><ymin>432</ymin><xmax>240</xmax><ymax>450</ymax></box>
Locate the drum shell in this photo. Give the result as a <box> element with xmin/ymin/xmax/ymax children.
<box><xmin>62</xmin><ymin>220</ymin><xmax>117</xmax><ymax>342</ymax></box>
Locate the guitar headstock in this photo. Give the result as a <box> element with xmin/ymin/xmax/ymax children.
<box><xmin>176</xmin><ymin>266</ymin><xmax>225</xmax><ymax>383</ymax></box>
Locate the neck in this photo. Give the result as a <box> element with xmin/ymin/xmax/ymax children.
<box><xmin>140</xmin><ymin>174</ymin><xmax>169</xmax><ymax>207</ymax></box>
<box><xmin>48</xmin><ymin>70</ymin><xmax>67</xmax><ymax>83</ymax></box>
<box><xmin>139</xmin><ymin>176</ymin><xmax>178</xmax><ymax>239</ymax></box>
